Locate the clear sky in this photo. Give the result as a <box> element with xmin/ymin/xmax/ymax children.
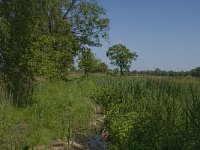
<box><xmin>93</xmin><ymin>0</ymin><xmax>200</xmax><ymax>71</ymax></box>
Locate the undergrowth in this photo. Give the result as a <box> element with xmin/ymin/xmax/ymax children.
<box><xmin>0</xmin><ymin>78</ymin><xmax>93</xmax><ymax>149</ymax></box>
<box><xmin>92</xmin><ymin>76</ymin><xmax>200</xmax><ymax>150</ymax></box>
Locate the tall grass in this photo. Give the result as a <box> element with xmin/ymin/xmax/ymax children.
<box><xmin>92</xmin><ymin>76</ymin><xmax>200</xmax><ymax>149</ymax></box>
<box><xmin>0</xmin><ymin>79</ymin><xmax>94</xmax><ymax>149</ymax></box>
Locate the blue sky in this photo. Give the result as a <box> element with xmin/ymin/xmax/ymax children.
<box><xmin>93</xmin><ymin>0</ymin><xmax>200</xmax><ymax>71</ymax></box>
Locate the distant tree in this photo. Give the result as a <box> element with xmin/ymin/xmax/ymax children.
<box><xmin>95</xmin><ymin>60</ymin><xmax>108</xmax><ymax>73</ymax></box>
<box><xmin>78</xmin><ymin>48</ymin><xmax>97</xmax><ymax>77</ymax></box>
<box><xmin>191</xmin><ymin>67</ymin><xmax>200</xmax><ymax>77</ymax></box>
<box><xmin>99</xmin><ymin>62</ymin><xmax>108</xmax><ymax>73</ymax></box>
<box><xmin>154</xmin><ymin>68</ymin><xmax>161</xmax><ymax>73</ymax></box>
<box><xmin>113</xmin><ymin>68</ymin><xmax>119</xmax><ymax>75</ymax></box>
<box><xmin>106</xmin><ymin>44</ymin><xmax>138</xmax><ymax>75</ymax></box>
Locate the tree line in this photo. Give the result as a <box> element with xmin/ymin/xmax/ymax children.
<box><xmin>1</xmin><ymin>0</ymin><xmax>198</xmax><ymax>107</ymax></box>
<box><xmin>0</xmin><ymin>0</ymin><xmax>138</xmax><ymax>106</ymax></box>
<box><xmin>131</xmin><ymin>67</ymin><xmax>200</xmax><ymax>77</ymax></box>
<box><xmin>78</xmin><ymin>44</ymin><xmax>138</xmax><ymax>76</ymax></box>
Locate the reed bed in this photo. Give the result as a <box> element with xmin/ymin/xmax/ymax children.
<box><xmin>92</xmin><ymin>76</ymin><xmax>200</xmax><ymax>149</ymax></box>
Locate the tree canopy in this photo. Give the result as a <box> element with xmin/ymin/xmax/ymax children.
<box><xmin>94</xmin><ymin>60</ymin><xmax>108</xmax><ymax>73</ymax></box>
<box><xmin>106</xmin><ymin>44</ymin><xmax>138</xmax><ymax>75</ymax></box>
<box><xmin>78</xmin><ymin>48</ymin><xmax>108</xmax><ymax>76</ymax></box>
<box><xmin>0</xmin><ymin>0</ymin><xmax>109</xmax><ymax>106</ymax></box>
<box><xmin>191</xmin><ymin>67</ymin><xmax>200</xmax><ymax>77</ymax></box>
<box><xmin>78</xmin><ymin>48</ymin><xmax>97</xmax><ymax>76</ymax></box>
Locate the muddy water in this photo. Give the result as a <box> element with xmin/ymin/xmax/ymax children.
<box><xmin>87</xmin><ymin>134</ymin><xmax>108</xmax><ymax>150</ymax></box>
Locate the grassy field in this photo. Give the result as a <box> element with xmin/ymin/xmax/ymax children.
<box><xmin>0</xmin><ymin>78</ymin><xmax>95</xmax><ymax>149</ymax></box>
<box><xmin>0</xmin><ymin>76</ymin><xmax>200</xmax><ymax>149</ymax></box>
<box><xmin>92</xmin><ymin>76</ymin><xmax>200</xmax><ymax>149</ymax></box>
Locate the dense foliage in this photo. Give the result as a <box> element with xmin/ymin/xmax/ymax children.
<box><xmin>106</xmin><ymin>44</ymin><xmax>138</xmax><ymax>75</ymax></box>
<box><xmin>131</xmin><ymin>68</ymin><xmax>192</xmax><ymax>77</ymax></box>
<box><xmin>191</xmin><ymin>67</ymin><xmax>200</xmax><ymax>77</ymax></box>
<box><xmin>0</xmin><ymin>0</ymin><xmax>109</xmax><ymax>106</ymax></box>
<box><xmin>94</xmin><ymin>60</ymin><xmax>108</xmax><ymax>74</ymax></box>
<box><xmin>78</xmin><ymin>48</ymin><xmax>97</xmax><ymax>76</ymax></box>
<box><xmin>78</xmin><ymin>48</ymin><xmax>108</xmax><ymax>76</ymax></box>
<box><xmin>92</xmin><ymin>76</ymin><xmax>200</xmax><ymax>149</ymax></box>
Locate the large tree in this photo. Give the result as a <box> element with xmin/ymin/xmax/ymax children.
<box><xmin>0</xmin><ymin>0</ymin><xmax>109</xmax><ymax>106</ymax></box>
<box><xmin>65</xmin><ymin>0</ymin><xmax>109</xmax><ymax>47</ymax></box>
<box><xmin>106</xmin><ymin>44</ymin><xmax>138</xmax><ymax>75</ymax></box>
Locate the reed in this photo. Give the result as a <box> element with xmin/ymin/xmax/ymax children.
<box><xmin>92</xmin><ymin>76</ymin><xmax>200</xmax><ymax>149</ymax></box>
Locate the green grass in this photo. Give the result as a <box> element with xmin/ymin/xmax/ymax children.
<box><xmin>92</xmin><ymin>76</ymin><xmax>200</xmax><ymax>150</ymax></box>
<box><xmin>0</xmin><ymin>78</ymin><xmax>94</xmax><ymax>149</ymax></box>
<box><xmin>1</xmin><ymin>76</ymin><xmax>200</xmax><ymax>149</ymax></box>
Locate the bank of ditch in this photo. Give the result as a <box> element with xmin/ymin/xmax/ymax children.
<box><xmin>0</xmin><ymin>78</ymin><xmax>109</xmax><ymax>150</ymax></box>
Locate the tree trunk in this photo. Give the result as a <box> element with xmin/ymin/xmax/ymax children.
<box><xmin>120</xmin><ymin>67</ymin><xmax>123</xmax><ymax>76</ymax></box>
<box><xmin>84</xmin><ymin>69</ymin><xmax>88</xmax><ymax>77</ymax></box>
<box><xmin>7</xmin><ymin>71</ymin><xmax>34</xmax><ymax>107</ymax></box>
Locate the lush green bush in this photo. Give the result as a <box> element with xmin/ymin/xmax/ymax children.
<box><xmin>92</xmin><ymin>76</ymin><xmax>200</xmax><ymax>149</ymax></box>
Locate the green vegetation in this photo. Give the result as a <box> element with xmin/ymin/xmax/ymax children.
<box><xmin>1</xmin><ymin>75</ymin><xmax>200</xmax><ymax>149</ymax></box>
<box><xmin>78</xmin><ymin>48</ymin><xmax>109</xmax><ymax>76</ymax></box>
<box><xmin>78</xmin><ymin>48</ymin><xmax>97</xmax><ymax>77</ymax></box>
<box><xmin>94</xmin><ymin>60</ymin><xmax>109</xmax><ymax>74</ymax></box>
<box><xmin>191</xmin><ymin>67</ymin><xmax>200</xmax><ymax>77</ymax></box>
<box><xmin>92</xmin><ymin>76</ymin><xmax>200</xmax><ymax>149</ymax></box>
<box><xmin>106</xmin><ymin>44</ymin><xmax>138</xmax><ymax>75</ymax></box>
<box><xmin>0</xmin><ymin>0</ymin><xmax>109</xmax><ymax>106</ymax></box>
<box><xmin>1</xmin><ymin>1</ymin><xmax>200</xmax><ymax>149</ymax></box>
<box><xmin>0</xmin><ymin>78</ymin><xmax>94</xmax><ymax>149</ymax></box>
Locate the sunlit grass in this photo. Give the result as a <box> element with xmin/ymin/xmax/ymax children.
<box><xmin>92</xmin><ymin>76</ymin><xmax>200</xmax><ymax>149</ymax></box>
<box><xmin>0</xmin><ymin>78</ymin><xmax>93</xmax><ymax>149</ymax></box>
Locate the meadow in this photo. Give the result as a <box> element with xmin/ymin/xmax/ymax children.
<box><xmin>0</xmin><ymin>76</ymin><xmax>200</xmax><ymax>149</ymax></box>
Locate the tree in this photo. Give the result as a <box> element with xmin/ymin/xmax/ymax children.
<box><xmin>65</xmin><ymin>0</ymin><xmax>109</xmax><ymax>47</ymax></box>
<box><xmin>97</xmin><ymin>61</ymin><xmax>108</xmax><ymax>73</ymax></box>
<box><xmin>78</xmin><ymin>48</ymin><xmax>97</xmax><ymax>77</ymax></box>
<box><xmin>0</xmin><ymin>0</ymin><xmax>109</xmax><ymax>106</ymax></box>
<box><xmin>106</xmin><ymin>44</ymin><xmax>138</xmax><ymax>75</ymax></box>
<box><xmin>191</xmin><ymin>67</ymin><xmax>200</xmax><ymax>77</ymax></box>
<box><xmin>94</xmin><ymin>60</ymin><xmax>108</xmax><ymax>73</ymax></box>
